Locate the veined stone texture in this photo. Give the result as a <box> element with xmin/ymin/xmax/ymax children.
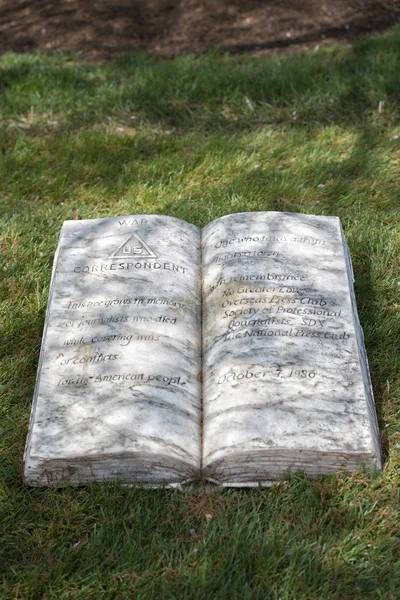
<box><xmin>24</xmin><ymin>211</ymin><xmax>382</xmax><ymax>487</ymax></box>
<box><xmin>24</xmin><ymin>215</ymin><xmax>202</xmax><ymax>486</ymax></box>
<box><xmin>201</xmin><ymin>212</ymin><xmax>382</xmax><ymax>485</ymax></box>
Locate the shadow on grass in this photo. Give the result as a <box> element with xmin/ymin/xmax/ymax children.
<box><xmin>1</xmin><ymin>124</ymin><xmax>394</xmax><ymax>483</ymax></box>
<box><xmin>0</xmin><ymin>27</ymin><xmax>400</xmax><ymax>132</ymax></box>
<box><xmin>0</xmin><ymin>32</ymin><xmax>399</xmax><ymax>596</ymax></box>
<box><xmin>1</xmin><ymin>126</ymin><xmax>397</xmax><ymax>457</ymax></box>
<box><xmin>0</xmin><ymin>475</ymin><xmax>398</xmax><ymax>598</ymax></box>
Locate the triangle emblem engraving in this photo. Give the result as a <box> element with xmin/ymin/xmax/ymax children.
<box><xmin>108</xmin><ymin>234</ymin><xmax>157</xmax><ymax>259</ymax></box>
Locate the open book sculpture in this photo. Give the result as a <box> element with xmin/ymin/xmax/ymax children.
<box><xmin>24</xmin><ymin>212</ymin><xmax>382</xmax><ymax>486</ymax></box>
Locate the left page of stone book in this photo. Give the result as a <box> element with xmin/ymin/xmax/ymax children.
<box><xmin>24</xmin><ymin>215</ymin><xmax>202</xmax><ymax>486</ymax></box>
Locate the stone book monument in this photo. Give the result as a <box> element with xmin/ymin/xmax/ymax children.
<box><xmin>24</xmin><ymin>212</ymin><xmax>382</xmax><ymax>486</ymax></box>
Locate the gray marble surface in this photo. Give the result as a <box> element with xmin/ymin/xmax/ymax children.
<box><xmin>24</xmin><ymin>215</ymin><xmax>202</xmax><ymax>485</ymax></box>
<box><xmin>25</xmin><ymin>211</ymin><xmax>382</xmax><ymax>487</ymax></box>
<box><xmin>201</xmin><ymin>212</ymin><xmax>382</xmax><ymax>484</ymax></box>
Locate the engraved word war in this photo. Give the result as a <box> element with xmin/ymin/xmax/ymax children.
<box><xmin>118</xmin><ymin>219</ymin><xmax>147</xmax><ymax>226</ymax></box>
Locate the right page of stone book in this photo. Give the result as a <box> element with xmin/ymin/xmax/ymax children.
<box><xmin>201</xmin><ymin>212</ymin><xmax>382</xmax><ymax>486</ymax></box>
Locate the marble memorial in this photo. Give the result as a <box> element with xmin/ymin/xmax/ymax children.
<box><xmin>24</xmin><ymin>212</ymin><xmax>382</xmax><ymax>486</ymax></box>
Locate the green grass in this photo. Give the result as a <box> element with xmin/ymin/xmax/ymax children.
<box><xmin>1</xmin><ymin>26</ymin><xmax>400</xmax><ymax>599</ymax></box>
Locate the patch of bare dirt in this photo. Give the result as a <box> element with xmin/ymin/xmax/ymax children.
<box><xmin>0</xmin><ymin>0</ymin><xmax>399</xmax><ymax>60</ymax></box>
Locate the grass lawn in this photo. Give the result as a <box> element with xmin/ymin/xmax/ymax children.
<box><xmin>1</xmin><ymin>27</ymin><xmax>400</xmax><ymax>599</ymax></box>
